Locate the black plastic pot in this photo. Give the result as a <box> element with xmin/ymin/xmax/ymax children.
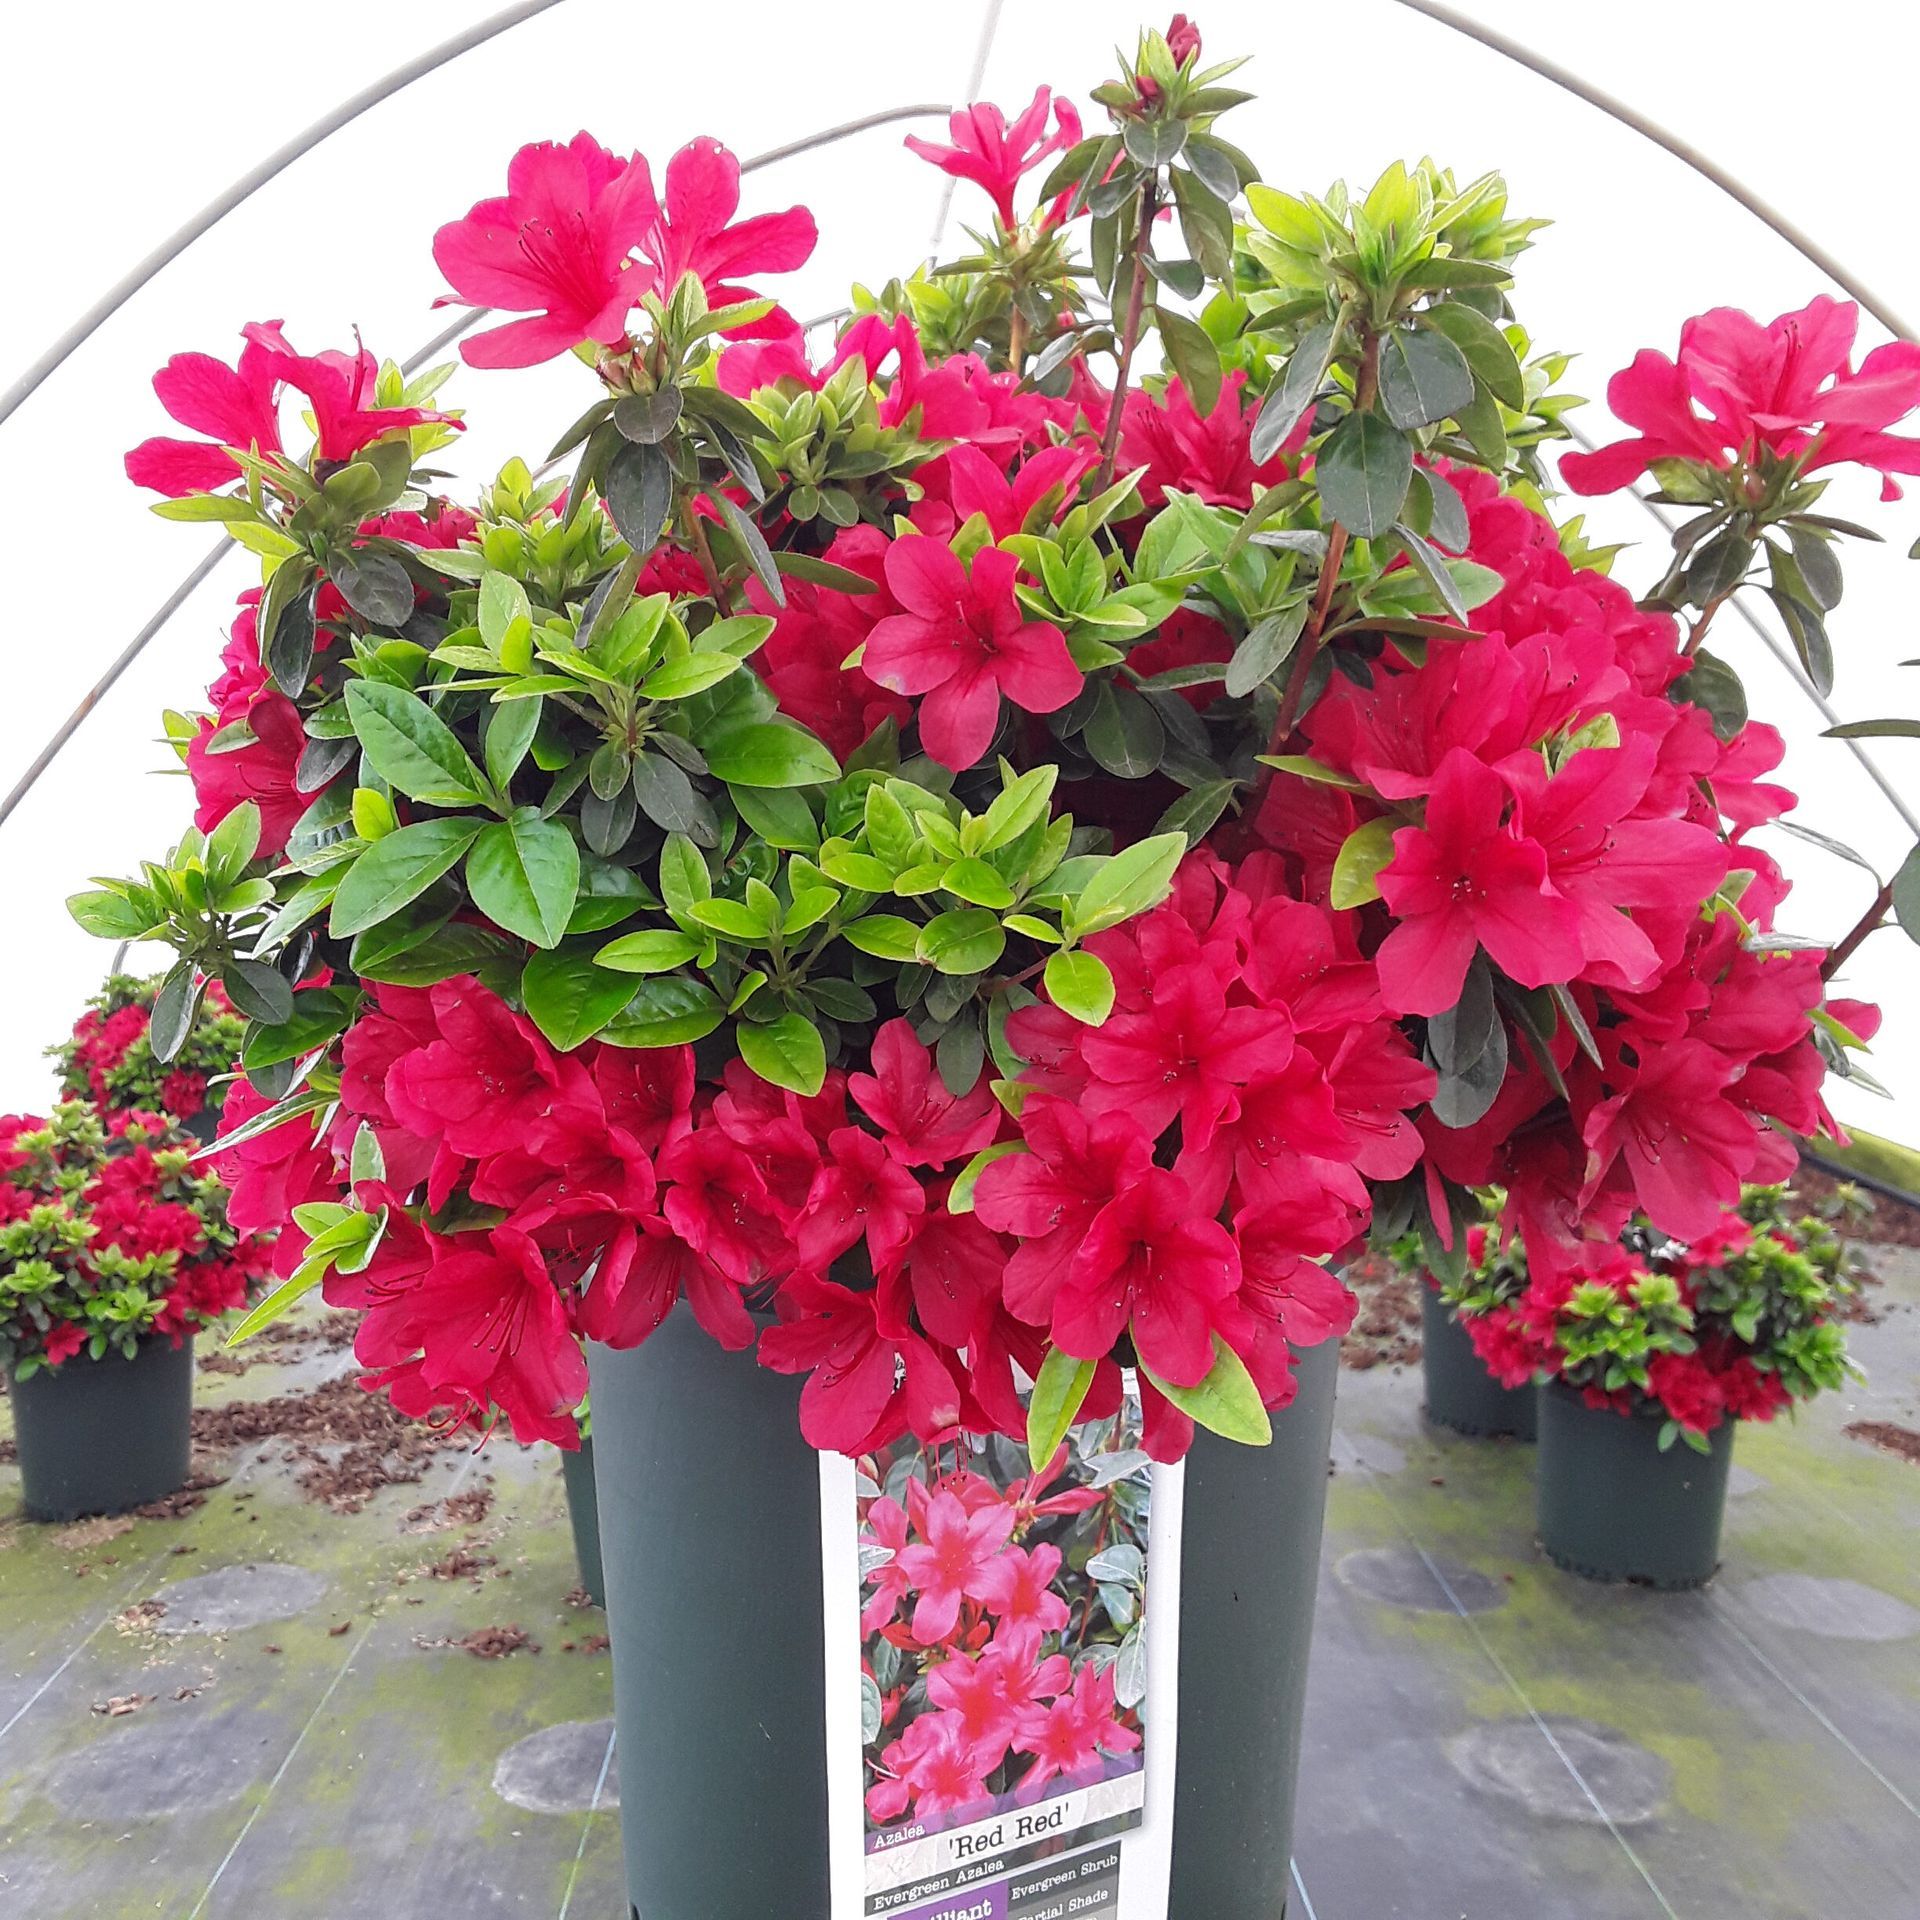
<box><xmin>1420</xmin><ymin>1287</ymin><xmax>1537</xmax><ymax>1440</ymax></box>
<box><xmin>588</xmin><ymin>1317</ymin><xmax>1339</xmax><ymax>1920</ymax></box>
<box><xmin>11</xmin><ymin>1336</ymin><xmax>194</xmax><ymax>1522</ymax></box>
<box><xmin>1535</xmin><ymin>1380</ymin><xmax>1734</xmax><ymax>1589</ymax></box>
<box><xmin>559</xmin><ymin>1435</ymin><xmax>604</xmax><ymax>1608</ymax></box>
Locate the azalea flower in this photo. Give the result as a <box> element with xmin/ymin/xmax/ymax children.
<box><xmin>892</xmin><ymin>1485</ymin><xmax>1016</xmax><ymax>1643</ymax></box>
<box><xmin>927</xmin><ymin>1645</ymin><xmax>1071</xmax><ymax>1759</ymax></box>
<box><xmin>864</xmin><ymin>540</ymin><xmax>1081</xmax><ymax>771</ymax></box>
<box><xmin>867</xmin><ymin>1710</ymin><xmax>1000</xmax><ymax>1824</ymax></box>
<box><xmin>1012</xmin><ymin>1662</ymin><xmax>1140</xmax><ymax>1802</ymax></box>
<box><xmin>905</xmin><ymin>88</ymin><xmax>1083</xmax><ymax>228</ymax></box>
<box><xmin>1562</xmin><ymin>295</ymin><xmax>1920</xmax><ymax>501</ymax></box>
<box><xmin>795</xmin><ymin>1127</ymin><xmax>926</xmax><ymax>1272</ymax></box>
<box><xmin>972</xmin><ymin>1542</ymin><xmax>1071</xmax><ymax>1662</ymax></box>
<box><xmin>1053</xmin><ymin>1165</ymin><xmax>1240</xmax><ymax>1387</ymax></box>
<box><xmin>848</xmin><ymin>1019</ymin><xmax>1002</xmax><ymax>1169</ymax></box>
<box><xmin>434</xmin><ymin>133</ymin><xmax>660</xmax><ymax>369</ymax></box>
<box><xmin>657</xmin><ymin>1127</ymin><xmax>792</xmax><ymax>1288</ymax></box>
<box><xmin>1374</xmin><ymin>748</ymin><xmax>1584</xmax><ymax>1016</ymax></box>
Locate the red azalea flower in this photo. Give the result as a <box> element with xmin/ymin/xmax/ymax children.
<box><xmin>904</xmin><ymin>89</ymin><xmax>1082</xmax><ymax>228</ymax></box>
<box><xmin>924</xmin><ymin>442</ymin><xmax>1096</xmax><ymax>543</ymax></box>
<box><xmin>212</xmin><ymin>1081</ymin><xmax>336</xmax><ymax>1237</ymax></box>
<box><xmin>868</xmin><ymin>1710</ymin><xmax>1000</xmax><ymax>1824</ymax></box>
<box><xmin>893</xmin><ymin>1205</ymin><xmax>1007</xmax><ymax>1348</ymax></box>
<box><xmin>658</xmin><ymin>1126</ymin><xmax>792</xmax><ymax>1288</ymax></box>
<box><xmin>757</xmin><ymin>1272</ymin><xmax>962</xmax><ymax>1454</ymax></box>
<box><xmin>388</xmin><ymin>979</ymin><xmax>593</xmax><ymax>1160</ymax></box>
<box><xmin>863</xmin><ymin>540</ymin><xmax>1080</xmax><ymax>771</ymax></box>
<box><xmin>862</xmin><ymin>1495</ymin><xmax>914</xmax><ymax>1636</ymax></box>
<box><xmin>972</xmin><ymin>1542</ymin><xmax>1071</xmax><ymax>1662</ymax></box>
<box><xmin>1054</xmin><ymin>1165</ymin><xmax>1240</xmax><ymax>1386</ymax></box>
<box><xmin>847</xmin><ymin>1019</ymin><xmax>1002</xmax><ymax>1169</ymax></box>
<box><xmin>893</xmin><ymin>1485</ymin><xmax>1017</xmax><ymax>1644</ymax></box>
<box><xmin>975</xmin><ymin>1097</ymin><xmax>1155</xmax><ymax>1325</ymax></box>
<box><xmin>572</xmin><ymin>1209</ymin><xmax>754</xmax><ymax>1353</ymax></box>
<box><xmin>1012</xmin><ymin>1661</ymin><xmax>1140</xmax><ymax>1802</ymax></box>
<box><xmin>1078</xmin><ymin>960</ymin><xmax>1294</xmax><ymax>1151</ymax></box>
<box><xmin>1562</xmin><ymin>296</ymin><xmax>1920</xmax><ymax>501</ymax></box>
<box><xmin>43</xmin><ymin>1322</ymin><xmax>88</xmax><ymax>1368</ymax></box>
<box><xmin>404</xmin><ymin>1225</ymin><xmax>589</xmax><ymax>1445</ymax></box>
<box><xmin>1121</xmin><ymin>371</ymin><xmax>1297</xmax><ymax>512</ymax></box>
<box><xmin>795</xmin><ymin>1128</ymin><xmax>926</xmax><ymax>1273</ymax></box>
<box><xmin>592</xmin><ymin>1043</ymin><xmax>696</xmax><ymax>1155</ymax></box>
<box><xmin>629</xmin><ymin>136</ymin><xmax>817</xmax><ymax>335</ymax></box>
<box><xmin>435</xmin><ymin>133</ymin><xmax>660</xmax><ymax>369</ymax></box>
<box><xmin>1166</xmin><ymin>13</ymin><xmax>1202</xmax><ymax>64</ymax></box>
<box><xmin>928</xmin><ymin>1644</ymin><xmax>1072</xmax><ymax>1760</ymax></box>
<box><xmin>1375</xmin><ymin>748</ymin><xmax>1585</xmax><ymax>1016</ymax></box>
<box><xmin>241</xmin><ymin>322</ymin><xmax>455</xmax><ymax>464</ymax></box>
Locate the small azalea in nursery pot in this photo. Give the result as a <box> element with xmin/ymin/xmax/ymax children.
<box><xmin>1</xmin><ymin>1105</ymin><xmax>271</xmax><ymax>1520</ymax></box>
<box><xmin>1413</xmin><ymin>1212</ymin><xmax>1538</xmax><ymax>1440</ymax></box>
<box><xmin>1461</xmin><ymin>1187</ymin><xmax>1859</xmax><ymax>1586</ymax></box>
<box><xmin>50</xmin><ymin>972</ymin><xmax>247</xmax><ymax>1140</ymax></box>
<box><xmin>70</xmin><ymin>9</ymin><xmax>1905</xmax><ymax>1909</ymax></box>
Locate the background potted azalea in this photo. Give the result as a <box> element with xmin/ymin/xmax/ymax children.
<box><xmin>2</xmin><ymin>1103</ymin><xmax>268</xmax><ymax>1520</ymax></box>
<box><xmin>49</xmin><ymin>970</ymin><xmax>246</xmax><ymax>1141</ymax></box>
<box><xmin>1463</xmin><ymin>1186</ymin><xmax>1860</xmax><ymax>1586</ymax></box>
<box><xmin>1412</xmin><ymin>1205</ymin><xmax>1539</xmax><ymax>1440</ymax></box>
<box><xmin>71</xmin><ymin>11</ymin><xmax>1902</xmax><ymax>1914</ymax></box>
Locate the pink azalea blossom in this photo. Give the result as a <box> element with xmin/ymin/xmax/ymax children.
<box><xmin>905</xmin><ymin>89</ymin><xmax>1082</xmax><ymax>228</ymax></box>
<box><xmin>893</xmin><ymin>1486</ymin><xmax>1016</xmax><ymax>1644</ymax></box>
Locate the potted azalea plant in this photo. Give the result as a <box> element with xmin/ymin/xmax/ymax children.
<box><xmin>1414</xmin><ymin>1205</ymin><xmax>1538</xmax><ymax>1440</ymax></box>
<box><xmin>1463</xmin><ymin>1187</ymin><xmax>1859</xmax><ymax>1586</ymax></box>
<box><xmin>72</xmin><ymin>14</ymin><xmax>1902</xmax><ymax>1911</ymax></box>
<box><xmin>2</xmin><ymin>1103</ymin><xmax>269</xmax><ymax>1520</ymax></box>
<box><xmin>50</xmin><ymin>971</ymin><xmax>247</xmax><ymax>1141</ymax></box>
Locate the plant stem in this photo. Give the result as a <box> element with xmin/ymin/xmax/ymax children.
<box><xmin>1822</xmin><ymin>875</ymin><xmax>1896</xmax><ymax>980</ymax></box>
<box><xmin>1235</xmin><ymin>330</ymin><xmax>1382</xmax><ymax>845</ymax></box>
<box><xmin>688</xmin><ymin>510</ymin><xmax>734</xmax><ymax>615</ymax></box>
<box><xmin>1093</xmin><ymin>181</ymin><xmax>1160</xmax><ymax>491</ymax></box>
<box><xmin>1684</xmin><ymin>587</ymin><xmax>1736</xmax><ymax>658</ymax></box>
<box><xmin>1007</xmin><ymin>306</ymin><xmax>1028</xmax><ymax>380</ymax></box>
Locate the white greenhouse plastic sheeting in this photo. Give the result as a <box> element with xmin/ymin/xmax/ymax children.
<box><xmin>2</xmin><ymin>0</ymin><xmax>1914</xmax><ymax>1147</ymax></box>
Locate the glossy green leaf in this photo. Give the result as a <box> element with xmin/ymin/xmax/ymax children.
<box><xmin>1141</xmin><ymin>1335</ymin><xmax>1272</xmax><ymax>1444</ymax></box>
<box><xmin>467</xmin><ymin>810</ymin><xmax>580</xmax><ymax>948</ymax></box>
<box><xmin>737</xmin><ymin>1012</ymin><xmax>828</xmax><ymax>1096</ymax></box>
<box><xmin>329</xmin><ymin>819</ymin><xmax>481</xmax><ymax>938</ymax></box>
<box><xmin>521</xmin><ymin>946</ymin><xmax>640</xmax><ymax>1048</ymax></box>
<box><xmin>344</xmin><ymin>680</ymin><xmax>492</xmax><ymax>807</ymax></box>
<box><xmin>703</xmin><ymin>723</ymin><xmax>839</xmax><ymax>788</ymax></box>
<box><xmin>1316</xmin><ymin>409</ymin><xmax>1413</xmax><ymax>538</ymax></box>
<box><xmin>1028</xmin><ymin>1346</ymin><xmax>1098</xmax><ymax>1472</ymax></box>
<box><xmin>1329</xmin><ymin>817</ymin><xmax>1399</xmax><ymax>909</ymax></box>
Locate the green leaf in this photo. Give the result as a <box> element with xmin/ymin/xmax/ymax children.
<box><xmin>729</xmin><ymin>783</ymin><xmax>818</xmax><ymax>852</ymax></box>
<box><xmin>842</xmin><ymin>914</ymin><xmax>924</xmax><ymax>961</ymax></box>
<box><xmin>1421</xmin><ymin>303</ymin><xmax>1525</xmax><ymax>410</ymax></box>
<box><xmin>1069</xmin><ymin>832</ymin><xmax>1187</xmax><ymax>936</ymax></box>
<box><xmin>360</xmin><ymin>922</ymin><xmax>515</xmax><ymax>987</ymax></box>
<box><xmin>329</xmin><ymin>819</ymin><xmax>481</xmax><ymax>938</ymax></box>
<box><xmin>150</xmin><ymin>960</ymin><xmax>200</xmax><ymax>1062</ymax></box>
<box><xmin>612</xmin><ymin>386</ymin><xmax>684</xmax><ymax>444</ymax></box>
<box><xmin>642</xmin><ymin>652</ymin><xmax>741</xmax><ymax>700</ymax></box>
<box><xmin>919</xmin><ymin>908</ymin><xmax>1007</xmax><ymax>975</ymax></box>
<box><xmin>658</xmin><ymin>832</ymin><xmax>711</xmax><ymax>915</ymax></box>
<box><xmin>205</xmin><ymin>800</ymin><xmax>263</xmax><ymax>889</ymax></box>
<box><xmin>1044</xmin><ymin>949</ymin><xmax>1116</xmax><ymax>1025</ymax></box>
<box><xmin>595</xmin><ymin>929</ymin><xmax>705</xmax><ymax>973</ymax></box>
<box><xmin>344</xmin><ymin>680</ymin><xmax>492</xmax><ymax>807</ymax></box>
<box><xmin>329</xmin><ymin>549</ymin><xmax>415</xmax><ymax>627</ymax></box>
<box><xmin>942</xmin><ymin>857</ymin><xmax>1016</xmax><ymax>909</ymax></box>
<box><xmin>225</xmin><ymin>1266</ymin><xmax>326</xmax><ymax>1347</ymax></box>
<box><xmin>629</xmin><ymin>749</ymin><xmax>712</xmax><ymax>836</ymax></box>
<box><xmin>221</xmin><ymin>958</ymin><xmax>295</xmax><ymax>1026</ymax></box>
<box><xmin>1028</xmin><ymin>1346</ymin><xmax>1098</xmax><ymax>1472</ymax></box>
<box><xmin>1250</xmin><ymin>317</ymin><xmax>1339</xmax><ymax>463</ymax></box>
<box><xmin>1225</xmin><ymin>603</ymin><xmax>1308</xmax><ymax>698</ymax></box>
<box><xmin>1141</xmin><ymin>1335</ymin><xmax>1272</xmax><ymax>1444</ymax></box>
<box><xmin>1155</xmin><ymin>305</ymin><xmax>1222</xmax><ymax>416</ymax></box>
<box><xmin>600</xmin><ymin>977</ymin><xmax>725</xmax><ymax>1048</ymax></box>
<box><xmin>1316</xmin><ymin>409</ymin><xmax>1413</xmax><ymax>538</ymax></box>
<box><xmin>737</xmin><ymin>1013</ymin><xmax>828</xmax><ymax>1096</ymax></box>
<box><xmin>521</xmin><ymin>946</ymin><xmax>640</xmax><ymax>1048</ymax></box>
<box><xmin>1330</xmin><ymin>817</ymin><xmax>1398</xmax><ymax>908</ymax></box>
<box><xmin>605</xmin><ymin>439</ymin><xmax>675</xmax><ymax>552</ymax></box>
<box><xmin>467</xmin><ymin>811</ymin><xmax>580</xmax><ymax>947</ymax></box>
<box><xmin>714</xmin><ymin>491</ymin><xmax>785</xmax><ymax>606</ymax></box>
<box><xmin>703</xmin><ymin>723</ymin><xmax>839</xmax><ymax>788</ymax></box>
<box><xmin>239</xmin><ymin>986</ymin><xmax>356</xmax><ymax>1070</ymax></box>
<box><xmin>1380</xmin><ymin>326</ymin><xmax>1475</xmax><ymax>431</ymax></box>
<box><xmin>948</xmin><ymin>1141</ymin><xmax>1023</xmax><ymax>1214</ymax></box>
<box><xmin>1082</xmin><ymin>683</ymin><xmax>1165</xmax><ymax>779</ymax></box>
<box><xmin>483</xmin><ymin>696</ymin><xmax>540</xmax><ymax>792</ymax></box>
<box><xmin>1891</xmin><ymin>842</ymin><xmax>1920</xmax><ymax>943</ymax></box>
<box><xmin>67</xmin><ymin>888</ymin><xmax>160</xmax><ymax>941</ymax></box>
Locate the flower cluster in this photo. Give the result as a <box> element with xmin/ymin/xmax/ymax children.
<box><xmin>0</xmin><ymin>1104</ymin><xmax>270</xmax><ymax>1378</ymax></box>
<box><xmin>861</xmin><ymin>1425</ymin><xmax>1146</xmax><ymax>1830</ymax></box>
<box><xmin>87</xmin><ymin>22</ymin><xmax>1886</xmax><ymax>1465</ymax></box>
<box><xmin>1442</xmin><ymin>1185</ymin><xmax>1858</xmax><ymax>1448</ymax></box>
<box><xmin>49</xmin><ymin>974</ymin><xmax>244</xmax><ymax>1127</ymax></box>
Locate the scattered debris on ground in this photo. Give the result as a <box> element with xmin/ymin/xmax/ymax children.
<box><xmin>414</xmin><ymin>1624</ymin><xmax>539</xmax><ymax>1659</ymax></box>
<box><xmin>113</xmin><ymin>1600</ymin><xmax>167</xmax><ymax>1636</ymax></box>
<box><xmin>1845</xmin><ymin>1421</ymin><xmax>1920</xmax><ymax>1466</ymax></box>
<box><xmin>422</xmin><ymin>1545</ymin><xmax>499</xmax><ymax>1583</ymax></box>
<box><xmin>1341</xmin><ymin>1249</ymin><xmax>1422</xmax><ymax>1371</ymax></box>
<box><xmin>193</xmin><ymin>1375</ymin><xmax>469</xmax><ymax>1512</ymax></box>
<box><xmin>402</xmin><ymin>1485</ymin><xmax>496</xmax><ymax>1534</ymax></box>
<box><xmin>91</xmin><ymin>1693</ymin><xmax>151</xmax><ymax>1717</ymax></box>
<box><xmin>560</xmin><ymin>1633</ymin><xmax>610</xmax><ymax>1655</ymax></box>
<box><xmin>134</xmin><ymin>1471</ymin><xmax>228</xmax><ymax>1520</ymax></box>
<box><xmin>52</xmin><ymin>1515</ymin><xmax>134</xmax><ymax>1552</ymax></box>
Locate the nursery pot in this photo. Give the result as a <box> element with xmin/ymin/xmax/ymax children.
<box><xmin>10</xmin><ymin>1336</ymin><xmax>194</xmax><ymax>1522</ymax></box>
<box><xmin>589</xmin><ymin>1317</ymin><xmax>1340</xmax><ymax>1920</ymax></box>
<box><xmin>1535</xmin><ymin>1380</ymin><xmax>1735</xmax><ymax>1589</ymax></box>
<box><xmin>1167</xmin><ymin>1332</ymin><xmax>1338</xmax><ymax>1919</ymax></box>
<box><xmin>1419</xmin><ymin>1288</ymin><xmax>1537</xmax><ymax>1440</ymax></box>
<box><xmin>559</xmin><ymin>1435</ymin><xmax>605</xmax><ymax>1608</ymax></box>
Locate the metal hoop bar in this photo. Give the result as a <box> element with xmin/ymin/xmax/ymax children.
<box><xmin>0</xmin><ymin>0</ymin><xmax>574</xmax><ymax>432</ymax></box>
<box><xmin>0</xmin><ymin>103</ymin><xmax>951</xmax><ymax>833</ymax></box>
<box><xmin>1385</xmin><ymin>0</ymin><xmax>1917</xmax><ymax>342</ymax></box>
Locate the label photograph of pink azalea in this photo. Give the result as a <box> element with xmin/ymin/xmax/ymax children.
<box><xmin>855</xmin><ymin>1407</ymin><xmax>1152</xmax><ymax>1912</ymax></box>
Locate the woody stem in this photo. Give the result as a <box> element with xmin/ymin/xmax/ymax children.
<box><xmin>1094</xmin><ymin>180</ymin><xmax>1160</xmax><ymax>491</ymax></box>
<box><xmin>1822</xmin><ymin>876</ymin><xmax>1897</xmax><ymax>980</ymax></box>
